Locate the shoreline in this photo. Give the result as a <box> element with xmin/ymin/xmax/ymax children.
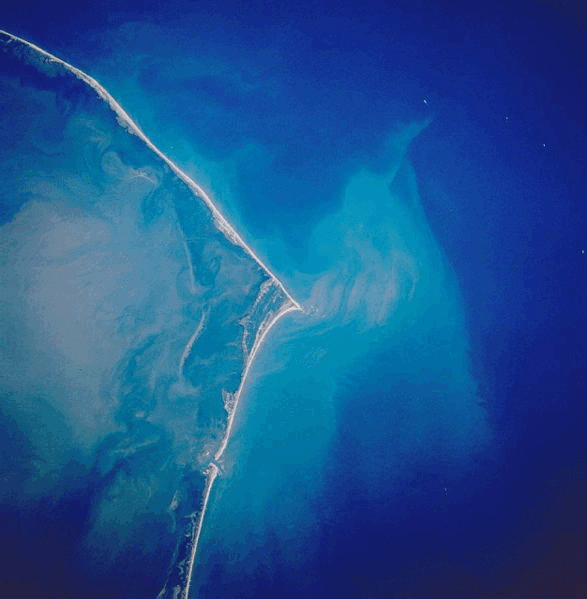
<box><xmin>182</xmin><ymin>300</ymin><xmax>299</xmax><ymax>598</ymax></box>
<box><xmin>0</xmin><ymin>29</ymin><xmax>301</xmax><ymax>312</ymax></box>
<box><xmin>0</xmin><ymin>29</ymin><xmax>304</xmax><ymax>598</ymax></box>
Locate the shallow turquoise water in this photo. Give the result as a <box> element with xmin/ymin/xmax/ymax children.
<box><xmin>1</xmin><ymin>1</ymin><xmax>587</xmax><ymax>597</ymax></box>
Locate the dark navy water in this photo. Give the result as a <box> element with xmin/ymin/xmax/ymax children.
<box><xmin>2</xmin><ymin>0</ymin><xmax>586</xmax><ymax>597</ymax></box>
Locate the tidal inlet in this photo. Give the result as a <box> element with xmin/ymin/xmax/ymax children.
<box><xmin>0</xmin><ymin>30</ymin><xmax>488</xmax><ymax>598</ymax></box>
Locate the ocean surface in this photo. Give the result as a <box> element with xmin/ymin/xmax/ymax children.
<box><xmin>1</xmin><ymin>1</ymin><xmax>586</xmax><ymax>597</ymax></box>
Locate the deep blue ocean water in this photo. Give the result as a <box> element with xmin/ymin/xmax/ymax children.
<box><xmin>1</xmin><ymin>0</ymin><xmax>586</xmax><ymax>597</ymax></box>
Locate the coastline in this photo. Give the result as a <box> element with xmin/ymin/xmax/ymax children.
<box><xmin>181</xmin><ymin>298</ymin><xmax>299</xmax><ymax>599</ymax></box>
<box><xmin>0</xmin><ymin>29</ymin><xmax>303</xmax><ymax>598</ymax></box>
<box><xmin>0</xmin><ymin>29</ymin><xmax>301</xmax><ymax>312</ymax></box>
